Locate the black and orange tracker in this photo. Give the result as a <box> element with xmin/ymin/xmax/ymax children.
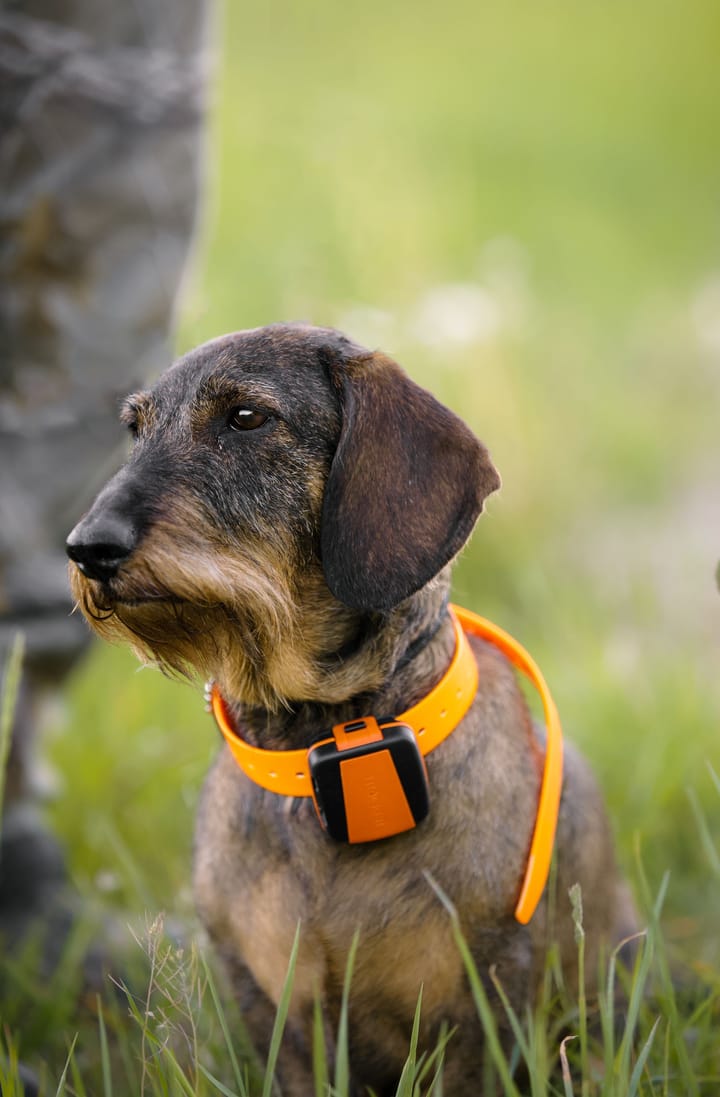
<box><xmin>308</xmin><ymin>716</ymin><xmax>430</xmax><ymax>842</ymax></box>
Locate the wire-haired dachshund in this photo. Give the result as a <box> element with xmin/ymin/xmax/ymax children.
<box><xmin>67</xmin><ymin>324</ymin><xmax>636</xmax><ymax>1095</ymax></box>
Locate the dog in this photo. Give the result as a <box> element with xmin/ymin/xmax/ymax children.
<box><xmin>66</xmin><ymin>323</ymin><xmax>636</xmax><ymax>1095</ymax></box>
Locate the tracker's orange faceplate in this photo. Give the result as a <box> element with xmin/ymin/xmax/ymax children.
<box><xmin>308</xmin><ymin>717</ymin><xmax>430</xmax><ymax>843</ymax></box>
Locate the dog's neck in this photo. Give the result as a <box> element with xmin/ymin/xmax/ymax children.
<box><xmin>216</xmin><ymin>570</ymin><xmax>456</xmax><ymax>750</ymax></box>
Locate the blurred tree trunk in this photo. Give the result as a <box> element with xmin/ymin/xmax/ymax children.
<box><xmin>0</xmin><ymin>0</ymin><xmax>207</xmax><ymax>801</ymax></box>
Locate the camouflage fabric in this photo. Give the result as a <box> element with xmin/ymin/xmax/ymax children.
<box><xmin>0</xmin><ymin>1</ymin><xmax>206</xmax><ymax>800</ymax></box>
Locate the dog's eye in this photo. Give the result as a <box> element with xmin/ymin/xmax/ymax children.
<box><xmin>228</xmin><ymin>408</ymin><xmax>269</xmax><ymax>432</ymax></box>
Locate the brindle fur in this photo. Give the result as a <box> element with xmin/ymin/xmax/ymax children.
<box><xmin>67</xmin><ymin>324</ymin><xmax>636</xmax><ymax>1096</ymax></box>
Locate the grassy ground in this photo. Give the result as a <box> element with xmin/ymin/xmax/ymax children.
<box><xmin>2</xmin><ymin>0</ymin><xmax>720</xmax><ymax>1091</ymax></box>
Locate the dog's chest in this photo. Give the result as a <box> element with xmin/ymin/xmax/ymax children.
<box><xmin>215</xmin><ymin>828</ymin><xmax>470</xmax><ymax>1024</ymax></box>
<box><xmin>196</xmin><ymin>753</ymin><xmax>522</xmax><ymax>1005</ymax></box>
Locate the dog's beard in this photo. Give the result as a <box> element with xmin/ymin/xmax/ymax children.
<box><xmin>69</xmin><ymin>526</ymin><xmax>305</xmax><ymax>710</ymax></box>
<box><xmin>68</xmin><ymin>515</ymin><xmax>393</xmax><ymax>710</ymax></box>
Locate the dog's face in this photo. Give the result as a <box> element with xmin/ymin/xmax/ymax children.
<box><xmin>67</xmin><ymin>324</ymin><xmax>500</xmax><ymax>707</ymax></box>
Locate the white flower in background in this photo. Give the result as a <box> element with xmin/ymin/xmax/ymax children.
<box><xmin>692</xmin><ymin>276</ymin><xmax>720</xmax><ymax>356</ymax></box>
<box><xmin>336</xmin><ymin>237</ymin><xmax>533</xmax><ymax>353</ymax></box>
<box><xmin>409</xmin><ymin>282</ymin><xmax>503</xmax><ymax>349</ymax></box>
<box><xmin>334</xmin><ymin>305</ymin><xmax>397</xmax><ymax>349</ymax></box>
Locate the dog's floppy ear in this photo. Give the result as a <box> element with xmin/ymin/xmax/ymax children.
<box><xmin>320</xmin><ymin>351</ymin><xmax>501</xmax><ymax>611</ymax></box>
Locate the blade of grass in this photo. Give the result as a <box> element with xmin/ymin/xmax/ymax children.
<box><xmin>627</xmin><ymin>1015</ymin><xmax>661</xmax><ymax>1097</ymax></box>
<box><xmin>568</xmin><ymin>885</ymin><xmax>589</xmax><ymax>1097</ymax></box>
<box><xmin>424</xmin><ymin>872</ymin><xmax>521</xmax><ymax>1097</ymax></box>
<box><xmin>55</xmin><ymin>1033</ymin><xmax>79</xmax><ymax>1097</ymax></box>
<box><xmin>97</xmin><ymin>995</ymin><xmax>113</xmax><ymax>1097</ymax></box>
<box><xmin>199</xmin><ymin>1063</ymin><xmax>243</xmax><ymax>1097</ymax></box>
<box><xmin>163</xmin><ymin>1048</ymin><xmax>199</xmax><ymax>1097</ymax></box>
<box><xmin>615</xmin><ymin>928</ymin><xmax>653</xmax><ymax>1090</ymax></box>
<box><xmin>70</xmin><ymin>1051</ymin><xmax>90</xmax><ymax>1097</ymax></box>
<box><xmin>116</xmin><ymin>975</ymin><xmax>171</xmax><ymax>1096</ymax></box>
<box><xmin>662</xmin><ymin>1018</ymin><xmax>671</xmax><ymax>1097</ymax></box>
<box><xmin>394</xmin><ymin>987</ymin><xmax>423</xmax><ymax>1097</ymax></box>
<box><xmin>103</xmin><ymin>983</ymin><xmax>143</xmax><ymax>1095</ymax></box>
<box><xmin>488</xmin><ymin>970</ymin><xmax>530</xmax><ymax>1071</ymax></box>
<box><xmin>524</xmin><ymin>1005</ymin><xmax>550</xmax><ymax>1097</ymax></box>
<box><xmin>262</xmin><ymin>922</ymin><xmax>301</xmax><ymax>1097</ymax></box>
<box><xmin>312</xmin><ymin>994</ymin><xmax>329</xmax><ymax>1097</ymax></box>
<box><xmin>334</xmin><ymin>931</ymin><xmax>360</xmax><ymax>1097</ymax></box>
<box><xmin>599</xmin><ymin>938</ymin><xmax>618</xmax><ymax>1092</ymax></box>
<box><xmin>687</xmin><ymin>787</ymin><xmax>720</xmax><ymax>878</ymax></box>
<box><xmin>559</xmin><ymin>1035</ymin><xmax>577</xmax><ymax>1097</ymax></box>
<box><xmin>0</xmin><ymin>634</ymin><xmax>24</xmax><ymax>822</ymax></box>
<box><xmin>598</xmin><ymin>930</ymin><xmax>647</xmax><ymax>1097</ymax></box>
<box><xmin>708</xmin><ymin>763</ymin><xmax>720</xmax><ymax>799</ymax></box>
<box><xmin>427</xmin><ymin>1060</ymin><xmax>445</xmax><ymax>1097</ymax></box>
<box><xmin>0</xmin><ymin>1027</ymin><xmax>21</xmax><ymax>1097</ymax></box>
<box><xmin>423</xmin><ymin>1022</ymin><xmax>453</xmax><ymax>1097</ymax></box>
<box><xmin>686</xmin><ymin>984</ymin><xmax>720</xmax><ymax>1029</ymax></box>
<box><xmin>415</xmin><ymin>1021</ymin><xmax>454</xmax><ymax>1095</ymax></box>
<box><xmin>633</xmin><ymin>855</ymin><xmax>699</xmax><ymax>1097</ymax></box>
<box><xmin>201</xmin><ymin>953</ymin><xmax>254</xmax><ymax>1095</ymax></box>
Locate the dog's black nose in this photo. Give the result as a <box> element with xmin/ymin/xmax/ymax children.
<box><xmin>66</xmin><ymin>513</ymin><xmax>137</xmax><ymax>582</ymax></box>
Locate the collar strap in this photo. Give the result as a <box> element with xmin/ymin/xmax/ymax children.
<box><xmin>209</xmin><ymin>604</ymin><xmax>563</xmax><ymax>925</ymax></box>
<box><xmin>455</xmin><ymin>606</ymin><xmax>564</xmax><ymax>925</ymax></box>
<box><xmin>210</xmin><ymin>609</ymin><xmax>477</xmax><ymax>794</ymax></box>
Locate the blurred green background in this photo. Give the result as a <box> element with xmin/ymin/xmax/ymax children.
<box><xmin>48</xmin><ymin>0</ymin><xmax>720</xmax><ymax>961</ymax></box>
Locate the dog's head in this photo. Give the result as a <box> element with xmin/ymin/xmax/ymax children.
<box><xmin>67</xmin><ymin>324</ymin><xmax>500</xmax><ymax>706</ymax></box>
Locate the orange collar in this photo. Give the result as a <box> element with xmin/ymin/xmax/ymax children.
<box><xmin>209</xmin><ymin>605</ymin><xmax>563</xmax><ymax>925</ymax></box>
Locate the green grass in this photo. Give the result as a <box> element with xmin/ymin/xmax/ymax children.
<box><xmin>3</xmin><ymin>0</ymin><xmax>720</xmax><ymax>1090</ymax></box>
<box><xmin>2</xmin><ymin>864</ymin><xmax>720</xmax><ymax>1095</ymax></box>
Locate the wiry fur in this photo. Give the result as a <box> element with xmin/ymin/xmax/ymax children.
<box><xmin>67</xmin><ymin>324</ymin><xmax>636</xmax><ymax>1095</ymax></box>
<box><xmin>71</xmin><ymin>490</ymin><xmax>333</xmax><ymax>710</ymax></box>
<box><xmin>69</xmin><ymin>487</ymin><xmax>440</xmax><ymax>712</ymax></box>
